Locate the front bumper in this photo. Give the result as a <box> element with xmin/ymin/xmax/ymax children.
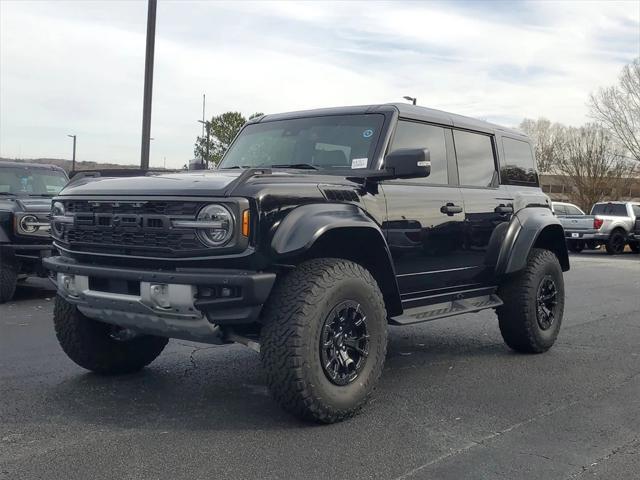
<box><xmin>43</xmin><ymin>256</ymin><xmax>276</xmax><ymax>343</ymax></box>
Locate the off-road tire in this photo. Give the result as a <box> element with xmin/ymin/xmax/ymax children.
<box><xmin>53</xmin><ymin>296</ymin><xmax>168</xmax><ymax>374</ymax></box>
<box><xmin>605</xmin><ymin>230</ymin><xmax>626</xmax><ymax>255</ymax></box>
<box><xmin>568</xmin><ymin>240</ymin><xmax>584</xmax><ymax>253</ymax></box>
<box><xmin>261</xmin><ymin>258</ymin><xmax>388</xmax><ymax>423</ymax></box>
<box><xmin>497</xmin><ymin>248</ymin><xmax>565</xmax><ymax>353</ymax></box>
<box><xmin>0</xmin><ymin>259</ymin><xmax>17</xmax><ymax>303</ymax></box>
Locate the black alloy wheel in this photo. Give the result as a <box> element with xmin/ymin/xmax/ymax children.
<box><xmin>536</xmin><ymin>276</ymin><xmax>558</xmax><ymax>331</ymax></box>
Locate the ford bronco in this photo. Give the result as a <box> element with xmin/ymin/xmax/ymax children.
<box><xmin>44</xmin><ymin>104</ymin><xmax>569</xmax><ymax>423</ymax></box>
<box><xmin>0</xmin><ymin>161</ymin><xmax>68</xmax><ymax>302</ymax></box>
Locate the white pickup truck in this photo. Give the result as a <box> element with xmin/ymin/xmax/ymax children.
<box><xmin>554</xmin><ymin>201</ymin><xmax>640</xmax><ymax>255</ymax></box>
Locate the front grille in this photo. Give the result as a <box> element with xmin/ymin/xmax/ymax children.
<box><xmin>58</xmin><ymin>199</ymin><xmax>206</xmax><ymax>256</ymax></box>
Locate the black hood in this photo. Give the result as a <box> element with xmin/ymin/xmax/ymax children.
<box><xmin>59</xmin><ymin>171</ymin><xmax>244</xmax><ymax>197</ymax></box>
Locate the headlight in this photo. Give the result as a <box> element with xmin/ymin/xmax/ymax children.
<box><xmin>20</xmin><ymin>215</ymin><xmax>39</xmax><ymax>233</ymax></box>
<box><xmin>195</xmin><ymin>204</ymin><xmax>235</xmax><ymax>247</ymax></box>
<box><xmin>51</xmin><ymin>201</ymin><xmax>65</xmax><ymax>237</ymax></box>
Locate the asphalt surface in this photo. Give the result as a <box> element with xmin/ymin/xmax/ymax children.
<box><xmin>1</xmin><ymin>250</ymin><xmax>639</xmax><ymax>480</ymax></box>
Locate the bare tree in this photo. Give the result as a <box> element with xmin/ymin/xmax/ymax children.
<box><xmin>551</xmin><ymin>124</ymin><xmax>638</xmax><ymax>211</ymax></box>
<box><xmin>519</xmin><ymin>118</ymin><xmax>566</xmax><ymax>173</ymax></box>
<box><xmin>589</xmin><ymin>58</ymin><xmax>640</xmax><ymax>161</ymax></box>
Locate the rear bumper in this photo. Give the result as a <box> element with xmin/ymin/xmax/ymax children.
<box><xmin>43</xmin><ymin>256</ymin><xmax>276</xmax><ymax>343</ymax></box>
<box><xmin>564</xmin><ymin>231</ymin><xmax>607</xmax><ymax>241</ymax></box>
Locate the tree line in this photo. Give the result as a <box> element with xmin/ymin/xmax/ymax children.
<box><xmin>194</xmin><ymin>59</ymin><xmax>639</xmax><ymax>211</ymax></box>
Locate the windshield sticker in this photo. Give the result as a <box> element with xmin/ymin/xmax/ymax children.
<box><xmin>362</xmin><ymin>129</ymin><xmax>373</xmax><ymax>138</ymax></box>
<box><xmin>351</xmin><ymin>158</ymin><xmax>368</xmax><ymax>169</ymax></box>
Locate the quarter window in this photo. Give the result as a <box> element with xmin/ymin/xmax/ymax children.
<box><xmin>501</xmin><ymin>138</ymin><xmax>537</xmax><ymax>184</ymax></box>
<box><xmin>389</xmin><ymin>120</ymin><xmax>448</xmax><ymax>184</ymax></box>
<box><xmin>453</xmin><ymin>131</ymin><xmax>496</xmax><ymax>187</ymax></box>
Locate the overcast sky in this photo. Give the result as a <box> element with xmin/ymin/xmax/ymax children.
<box><xmin>1</xmin><ymin>0</ymin><xmax>638</xmax><ymax>168</ymax></box>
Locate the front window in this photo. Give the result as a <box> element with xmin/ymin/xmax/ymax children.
<box><xmin>219</xmin><ymin>114</ymin><xmax>385</xmax><ymax>170</ymax></box>
<box><xmin>0</xmin><ymin>166</ymin><xmax>68</xmax><ymax>197</ymax></box>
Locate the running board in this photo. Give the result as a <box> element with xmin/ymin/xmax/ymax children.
<box><xmin>390</xmin><ymin>294</ymin><xmax>503</xmax><ymax>326</ymax></box>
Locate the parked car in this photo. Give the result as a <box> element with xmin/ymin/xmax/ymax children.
<box><xmin>44</xmin><ymin>104</ymin><xmax>569</xmax><ymax>423</ymax></box>
<box><xmin>0</xmin><ymin>161</ymin><xmax>68</xmax><ymax>302</ymax></box>
<box><xmin>589</xmin><ymin>202</ymin><xmax>640</xmax><ymax>254</ymax></box>
<box><xmin>552</xmin><ymin>202</ymin><xmax>593</xmax><ymax>252</ymax></box>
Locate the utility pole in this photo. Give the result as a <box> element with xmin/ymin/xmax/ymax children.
<box><xmin>202</xmin><ymin>94</ymin><xmax>206</xmax><ymax>137</ymax></box>
<box><xmin>197</xmin><ymin>120</ymin><xmax>210</xmax><ymax>169</ymax></box>
<box><xmin>67</xmin><ymin>134</ymin><xmax>76</xmax><ymax>172</ymax></box>
<box><xmin>140</xmin><ymin>0</ymin><xmax>157</xmax><ymax>170</ymax></box>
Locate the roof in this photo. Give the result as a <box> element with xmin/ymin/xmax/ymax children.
<box><xmin>254</xmin><ymin>103</ymin><xmax>528</xmax><ymax>139</ymax></box>
<box><xmin>0</xmin><ymin>160</ymin><xmax>66</xmax><ymax>171</ymax></box>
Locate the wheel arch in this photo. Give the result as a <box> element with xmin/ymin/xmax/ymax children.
<box><xmin>271</xmin><ymin>203</ymin><xmax>402</xmax><ymax>317</ymax></box>
<box><xmin>497</xmin><ymin>207</ymin><xmax>570</xmax><ymax>276</ymax></box>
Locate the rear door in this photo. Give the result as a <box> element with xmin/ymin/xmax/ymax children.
<box><xmin>382</xmin><ymin>120</ymin><xmax>469</xmax><ymax>302</ymax></box>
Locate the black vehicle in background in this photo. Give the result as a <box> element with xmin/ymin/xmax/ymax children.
<box><xmin>44</xmin><ymin>104</ymin><xmax>569</xmax><ymax>423</ymax></box>
<box><xmin>0</xmin><ymin>161</ymin><xmax>68</xmax><ymax>302</ymax></box>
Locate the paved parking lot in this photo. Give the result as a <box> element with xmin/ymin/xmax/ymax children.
<box><xmin>1</xmin><ymin>250</ymin><xmax>639</xmax><ymax>480</ymax></box>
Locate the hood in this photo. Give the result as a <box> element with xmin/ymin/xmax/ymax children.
<box><xmin>59</xmin><ymin>170</ymin><xmax>244</xmax><ymax>197</ymax></box>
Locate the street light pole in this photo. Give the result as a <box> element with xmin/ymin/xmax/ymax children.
<box><xmin>67</xmin><ymin>134</ymin><xmax>76</xmax><ymax>172</ymax></box>
<box><xmin>140</xmin><ymin>0</ymin><xmax>157</xmax><ymax>170</ymax></box>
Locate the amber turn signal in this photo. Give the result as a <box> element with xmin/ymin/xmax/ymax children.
<box><xmin>242</xmin><ymin>209</ymin><xmax>250</xmax><ymax>237</ymax></box>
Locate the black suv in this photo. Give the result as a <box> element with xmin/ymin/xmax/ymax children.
<box><xmin>45</xmin><ymin>104</ymin><xmax>569</xmax><ymax>423</ymax></box>
<box><xmin>0</xmin><ymin>161</ymin><xmax>68</xmax><ymax>302</ymax></box>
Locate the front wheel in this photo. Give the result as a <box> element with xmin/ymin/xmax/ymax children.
<box><xmin>0</xmin><ymin>258</ymin><xmax>17</xmax><ymax>303</ymax></box>
<box><xmin>53</xmin><ymin>296</ymin><xmax>168</xmax><ymax>374</ymax></box>
<box><xmin>260</xmin><ymin>258</ymin><xmax>388</xmax><ymax>423</ymax></box>
<box><xmin>497</xmin><ymin>248</ymin><xmax>565</xmax><ymax>353</ymax></box>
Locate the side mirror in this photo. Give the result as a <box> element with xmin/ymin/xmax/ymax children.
<box><xmin>384</xmin><ymin>148</ymin><xmax>431</xmax><ymax>179</ymax></box>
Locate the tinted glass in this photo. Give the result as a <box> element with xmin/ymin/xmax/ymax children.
<box><xmin>389</xmin><ymin>120</ymin><xmax>448</xmax><ymax>184</ymax></box>
<box><xmin>632</xmin><ymin>205</ymin><xmax>640</xmax><ymax>217</ymax></box>
<box><xmin>453</xmin><ymin>130</ymin><xmax>496</xmax><ymax>187</ymax></box>
<box><xmin>220</xmin><ymin>114</ymin><xmax>384</xmax><ymax>170</ymax></box>
<box><xmin>591</xmin><ymin>204</ymin><xmax>628</xmax><ymax>216</ymax></box>
<box><xmin>0</xmin><ymin>166</ymin><xmax>67</xmax><ymax>196</ymax></box>
<box><xmin>501</xmin><ymin>137</ymin><xmax>537</xmax><ymax>184</ymax></box>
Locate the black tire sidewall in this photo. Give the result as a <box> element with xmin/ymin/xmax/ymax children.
<box><xmin>524</xmin><ymin>253</ymin><xmax>565</xmax><ymax>349</ymax></box>
<box><xmin>300</xmin><ymin>276</ymin><xmax>387</xmax><ymax>411</ymax></box>
<box><xmin>606</xmin><ymin>231</ymin><xmax>626</xmax><ymax>255</ymax></box>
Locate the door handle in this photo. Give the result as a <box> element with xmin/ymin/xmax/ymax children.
<box><xmin>440</xmin><ymin>203</ymin><xmax>463</xmax><ymax>216</ymax></box>
<box><xmin>494</xmin><ymin>205</ymin><xmax>513</xmax><ymax>214</ymax></box>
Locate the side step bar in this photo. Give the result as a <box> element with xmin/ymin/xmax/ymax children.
<box><xmin>390</xmin><ymin>294</ymin><xmax>503</xmax><ymax>326</ymax></box>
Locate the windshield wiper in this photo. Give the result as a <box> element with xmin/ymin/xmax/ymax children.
<box><xmin>270</xmin><ymin>163</ymin><xmax>318</xmax><ymax>170</ymax></box>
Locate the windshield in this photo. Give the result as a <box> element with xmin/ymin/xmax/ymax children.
<box><xmin>219</xmin><ymin>114</ymin><xmax>385</xmax><ymax>170</ymax></box>
<box><xmin>0</xmin><ymin>166</ymin><xmax>68</xmax><ymax>197</ymax></box>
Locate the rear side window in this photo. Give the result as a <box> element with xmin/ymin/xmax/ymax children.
<box><xmin>565</xmin><ymin>205</ymin><xmax>583</xmax><ymax>215</ymax></box>
<box><xmin>591</xmin><ymin>204</ymin><xmax>628</xmax><ymax>216</ymax></box>
<box><xmin>501</xmin><ymin>138</ymin><xmax>537</xmax><ymax>184</ymax></box>
<box><xmin>554</xmin><ymin>204</ymin><xmax>567</xmax><ymax>215</ymax></box>
<box><xmin>631</xmin><ymin>205</ymin><xmax>640</xmax><ymax>216</ymax></box>
<box><xmin>390</xmin><ymin>120</ymin><xmax>448</xmax><ymax>184</ymax></box>
<box><xmin>453</xmin><ymin>130</ymin><xmax>496</xmax><ymax>187</ymax></box>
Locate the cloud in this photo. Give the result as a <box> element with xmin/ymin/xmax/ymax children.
<box><xmin>0</xmin><ymin>0</ymin><xmax>638</xmax><ymax>167</ymax></box>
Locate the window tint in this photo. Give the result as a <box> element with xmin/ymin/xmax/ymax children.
<box><xmin>591</xmin><ymin>204</ymin><xmax>628</xmax><ymax>216</ymax></box>
<box><xmin>501</xmin><ymin>138</ymin><xmax>537</xmax><ymax>184</ymax></box>
<box><xmin>453</xmin><ymin>130</ymin><xmax>496</xmax><ymax>187</ymax></box>
<box><xmin>389</xmin><ymin>120</ymin><xmax>448</xmax><ymax>184</ymax></box>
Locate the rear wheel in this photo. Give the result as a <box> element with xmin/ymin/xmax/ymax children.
<box><xmin>605</xmin><ymin>230</ymin><xmax>626</xmax><ymax>255</ymax></box>
<box><xmin>497</xmin><ymin>248</ymin><xmax>565</xmax><ymax>353</ymax></box>
<box><xmin>260</xmin><ymin>258</ymin><xmax>388</xmax><ymax>423</ymax></box>
<box><xmin>53</xmin><ymin>296</ymin><xmax>168</xmax><ymax>374</ymax></box>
